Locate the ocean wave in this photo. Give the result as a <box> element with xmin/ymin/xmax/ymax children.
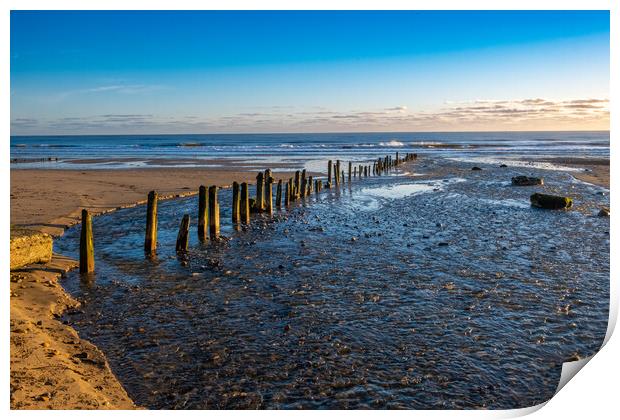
<box><xmin>378</xmin><ymin>140</ymin><xmax>405</xmax><ymax>147</ymax></box>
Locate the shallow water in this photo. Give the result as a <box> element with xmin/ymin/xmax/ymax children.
<box><xmin>11</xmin><ymin>131</ymin><xmax>609</xmax><ymax>169</ymax></box>
<box><xmin>55</xmin><ymin>157</ymin><xmax>609</xmax><ymax>409</ymax></box>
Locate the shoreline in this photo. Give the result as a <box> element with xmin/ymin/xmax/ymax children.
<box><xmin>11</xmin><ymin>166</ymin><xmax>306</xmax><ymax>237</ymax></box>
<box><xmin>10</xmin><ymin>255</ymin><xmax>136</xmax><ymax>409</ymax></box>
<box><xmin>9</xmin><ymin>156</ymin><xmax>609</xmax><ymax>409</ymax></box>
<box><xmin>10</xmin><ymin>164</ymin><xmax>314</xmax><ymax>410</ymax></box>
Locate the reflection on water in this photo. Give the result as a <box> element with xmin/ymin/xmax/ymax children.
<box><xmin>55</xmin><ymin>158</ymin><xmax>609</xmax><ymax>409</ymax></box>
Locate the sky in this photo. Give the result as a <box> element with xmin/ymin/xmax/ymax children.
<box><xmin>10</xmin><ymin>10</ymin><xmax>610</xmax><ymax>135</ymax></box>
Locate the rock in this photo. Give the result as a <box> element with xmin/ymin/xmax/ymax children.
<box><xmin>512</xmin><ymin>176</ymin><xmax>544</xmax><ymax>186</ymax></box>
<box><xmin>471</xmin><ymin>166</ymin><xmax>482</xmax><ymax>171</ymax></box>
<box><xmin>499</xmin><ymin>164</ymin><xmax>508</xmax><ymax>168</ymax></box>
<box><xmin>10</xmin><ymin>228</ymin><xmax>53</xmax><ymax>270</ymax></box>
<box><xmin>598</xmin><ymin>208</ymin><xmax>610</xmax><ymax>217</ymax></box>
<box><xmin>530</xmin><ymin>193</ymin><xmax>573</xmax><ymax>209</ymax></box>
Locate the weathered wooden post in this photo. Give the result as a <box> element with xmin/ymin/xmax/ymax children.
<box><xmin>294</xmin><ymin>170</ymin><xmax>301</xmax><ymax>198</ymax></box>
<box><xmin>255</xmin><ymin>172</ymin><xmax>264</xmax><ymax>212</ymax></box>
<box><xmin>265</xmin><ymin>176</ymin><xmax>273</xmax><ymax>215</ymax></box>
<box><xmin>327</xmin><ymin>160</ymin><xmax>332</xmax><ymax>185</ymax></box>
<box><xmin>240</xmin><ymin>182</ymin><xmax>250</xmax><ymax>224</ymax></box>
<box><xmin>396</xmin><ymin>152</ymin><xmax>399</xmax><ymax>165</ymax></box>
<box><xmin>79</xmin><ymin>209</ymin><xmax>95</xmax><ymax>273</ymax></box>
<box><xmin>175</xmin><ymin>214</ymin><xmax>190</xmax><ymax>253</ymax></box>
<box><xmin>265</xmin><ymin>169</ymin><xmax>272</xmax><ymax>191</ymax></box>
<box><xmin>288</xmin><ymin>177</ymin><xmax>294</xmax><ymax>201</ymax></box>
<box><xmin>348</xmin><ymin>162</ymin><xmax>352</xmax><ymax>182</ymax></box>
<box><xmin>301</xmin><ymin>176</ymin><xmax>307</xmax><ymax>198</ymax></box>
<box><xmin>314</xmin><ymin>179</ymin><xmax>319</xmax><ymax>194</ymax></box>
<box><xmin>232</xmin><ymin>182</ymin><xmax>240</xmax><ymax>224</ymax></box>
<box><xmin>208</xmin><ymin>186</ymin><xmax>220</xmax><ymax>239</ymax></box>
<box><xmin>198</xmin><ymin>185</ymin><xmax>208</xmax><ymax>240</ymax></box>
<box><xmin>276</xmin><ymin>179</ymin><xmax>283</xmax><ymax>208</ymax></box>
<box><xmin>144</xmin><ymin>190</ymin><xmax>158</xmax><ymax>254</ymax></box>
<box><xmin>354</xmin><ymin>167</ymin><xmax>357</xmax><ymax>178</ymax></box>
<box><xmin>336</xmin><ymin>160</ymin><xmax>341</xmax><ymax>185</ymax></box>
<box><xmin>285</xmin><ymin>182</ymin><xmax>291</xmax><ymax>206</ymax></box>
<box><xmin>364</xmin><ymin>166</ymin><xmax>368</xmax><ymax>177</ymax></box>
<box><xmin>308</xmin><ymin>176</ymin><xmax>313</xmax><ymax>194</ymax></box>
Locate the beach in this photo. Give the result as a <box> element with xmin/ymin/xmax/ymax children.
<box><xmin>10</xmin><ymin>149</ymin><xmax>610</xmax><ymax>409</ymax></box>
<box><xmin>10</xmin><ymin>165</ymin><xmax>305</xmax><ymax>409</ymax></box>
<box><xmin>11</xmin><ymin>167</ymin><xmax>303</xmax><ymax>236</ymax></box>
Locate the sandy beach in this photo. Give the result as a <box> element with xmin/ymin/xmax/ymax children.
<box><xmin>543</xmin><ymin>157</ymin><xmax>610</xmax><ymax>189</ymax></box>
<box><xmin>9</xmin><ymin>155</ymin><xmax>609</xmax><ymax>409</ymax></box>
<box><xmin>10</xmin><ymin>165</ymin><xmax>303</xmax><ymax>409</ymax></box>
<box><xmin>11</xmin><ymin>167</ymin><xmax>303</xmax><ymax>236</ymax></box>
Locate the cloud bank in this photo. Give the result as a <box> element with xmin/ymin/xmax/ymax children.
<box><xmin>11</xmin><ymin>98</ymin><xmax>609</xmax><ymax>135</ymax></box>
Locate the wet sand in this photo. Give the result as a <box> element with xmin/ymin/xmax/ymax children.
<box><xmin>52</xmin><ymin>157</ymin><xmax>609</xmax><ymax>408</ymax></box>
<box><xmin>9</xmin><ymin>155</ymin><xmax>609</xmax><ymax>409</ymax></box>
<box><xmin>542</xmin><ymin>157</ymin><xmax>609</xmax><ymax>189</ymax></box>
<box><xmin>10</xmin><ymin>165</ymin><xmax>301</xmax><ymax>410</ymax></box>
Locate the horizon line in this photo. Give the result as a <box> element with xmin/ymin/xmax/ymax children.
<box><xmin>10</xmin><ymin>128</ymin><xmax>611</xmax><ymax>138</ymax></box>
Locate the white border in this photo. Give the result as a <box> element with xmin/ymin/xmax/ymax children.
<box><xmin>3</xmin><ymin>1</ymin><xmax>616</xmax><ymax>419</ymax></box>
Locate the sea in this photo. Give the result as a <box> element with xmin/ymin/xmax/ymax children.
<box><xmin>10</xmin><ymin>131</ymin><xmax>610</xmax><ymax>170</ymax></box>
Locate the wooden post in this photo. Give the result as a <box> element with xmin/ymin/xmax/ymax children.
<box><xmin>348</xmin><ymin>162</ymin><xmax>352</xmax><ymax>182</ymax></box>
<box><xmin>175</xmin><ymin>214</ymin><xmax>190</xmax><ymax>253</ymax></box>
<box><xmin>144</xmin><ymin>191</ymin><xmax>158</xmax><ymax>254</ymax></box>
<box><xmin>308</xmin><ymin>176</ymin><xmax>313</xmax><ymax>194</ymax></box>
<box><xmin>276</xmin><ymin>179</ymin><xmax>283</xmax><ymax>208</ymax></box>
<box><xmin>354</xmin><ymin>167</ymin><xmax>357</xmax><ymax>178</ymax></box>
<box><xmin>396</xmin><ymin>152</ymin><xmax>399</xmax><ymax>165</ymax></box>
<box><xmin>327</xmin><ymin>160</ymin><xmax>332</xmax><ymax>185</ymax></box>
<box><xmin>198</xmin><ymin>185</ymin><xmax>208</xmax><ymax>240</ymax></box>
<box><xmin>294</xmin><ymin>170</ymin><xmax>301</xmax><ymax>198</ymax></box>
<box><xmin>79</xmin><ymin>209</ymin><xmax>95</xmax><ymax>273</ymax></box>
<box><xmin>341</xmin><ymin>170</ymin><xmax>345</xmax><ymax>184</ymax></box>
<box><xmin>208</xmin><ymin>186</ymin><xmax>220</xmax><ymax>239</ymax></box>
<box><xmin>336</xmin><ymin>160</ymin><xmax>341</xmax><ymax>185</ymax></box>
<box><xmin>232</xmin><ymin>182</ymin><xmax>240</xmax><ymax>224</ymax></box>
<box><xmin>265</xmin><ymin>177</ymin><xmax>273</xmax><ymax>215</ymax></box>
<box><xmin>240</xmin><ymin>182</ymin><xmax>250</xmax><ymax>224</ymax></box>
<box><xmin>285</xmin><ymin>182</ymin><xmax>291</xmax><ymax>206</ymax></box>
<box><xmin>288</xmin><ymin>177</ymin><xmax>294</xmax><ymax>201</ymax></box>
<box><xmin>315</xmin><ymin>179</ymin><xmax>319</xmax><ymax>194</ymax></box>
<box><xmin>265</xmin><ymin>169</ymin><xmax>272</xmax><ymax>192</ymax></box>
<box><xmin>301</xmin><ymin>176</ymin><xmax>307</xmax><ymax>198</ymax></box>
<box><xmin>256</xmin><ymin>172</ymin><xmax>264</xmax><ymax>212</ymax></box>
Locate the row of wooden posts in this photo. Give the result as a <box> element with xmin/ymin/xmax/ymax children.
<box><xmin>79</xmin><ymin>152</ymin><xmax>417</xmax><ymax>273</ymax></box>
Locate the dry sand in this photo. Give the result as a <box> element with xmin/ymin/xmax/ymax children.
<box><xmin>10</xmin><ymin>255</ymin><xmax>136</xmax><ymax>409</ymax></box>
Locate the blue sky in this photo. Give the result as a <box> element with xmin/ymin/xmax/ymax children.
<box><xmin>10</xmin><ymin>10</ymin><xmax>610</xmax><ymax>134</ymax></box>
